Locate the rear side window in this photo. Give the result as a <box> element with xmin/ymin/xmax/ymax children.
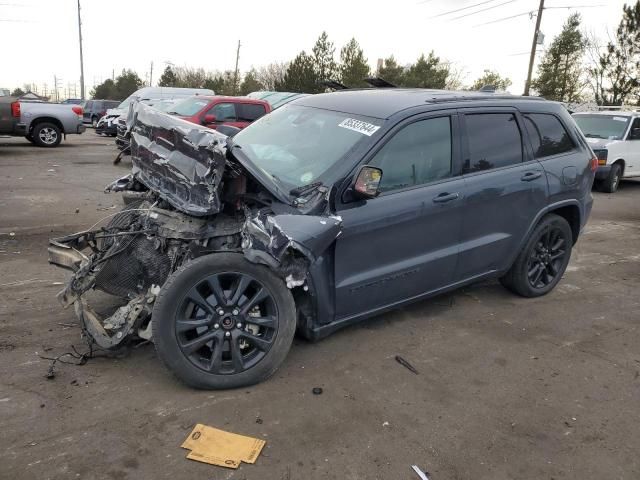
<box><xmin>209</xmin><ymin>102</ymin><xmax>236</xmax><ymax>121</ymax></box>
<box><xmin>465</xmin><ymin>113</ymin><xmax>522</xmax><ymax>172</ymax></box>
<box><xmin>524</xmin><ymin>113</ymin><xmax>575</xmax><ymax>158</ymax></box>
<box><xmin>370</xmin><ymin>116</ymin><xmax>452</xmax><ymax>192</ymax></box>
<box><xmin>237</xmin><ymin>103</ymin><xmax>267</xmax><ymax>122</ymax></box>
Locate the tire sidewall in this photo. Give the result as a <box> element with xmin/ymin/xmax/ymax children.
<box><xmin>33</xmin><ymin>122</ymin><xmax>62</xmax><ymax>148</ymax></box>
<box><xmin>152</xmin><ymin>253</ymin><xmax>297</xmax><ymax>389</ymax></box>
<box><xmin>607</xmin><ymin>164</ymin><xmax>621</xmax><ymax>193</ymax></box>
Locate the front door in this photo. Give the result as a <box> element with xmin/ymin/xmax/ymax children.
<box><xmin>456</xmin><ymin>109</ymin><xmax>548</xmax><ymax>280</ymax></box>
<box><xmin>623</xmin><ymin>117</ymin><xmax>640</xmax><ymax>175</ymax></box>
<box><xmin>203</xmin><ymin>102</ymin><xmax>240</xmax><ymax>130</ymax></box>
<box><xmin>334</xmin><ymin>113</ymin><xmax>466</xmax><ymax>319</ymax></box>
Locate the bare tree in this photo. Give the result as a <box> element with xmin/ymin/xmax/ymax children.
<box><xmin>256</xmin><ymin>62</ymin><xmax>289</xmax><ymax>90</ymax></box>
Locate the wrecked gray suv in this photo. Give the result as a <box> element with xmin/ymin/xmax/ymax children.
<box><xmin>49</xmin><ymin>89</ymin><xmax>596</xmax><ymax>389</ymax></box>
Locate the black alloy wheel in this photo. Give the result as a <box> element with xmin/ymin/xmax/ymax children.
<box><xmin>526</xmin><ymin>225</ymin><xmax>567</xmax><ymax>289</ymax></box>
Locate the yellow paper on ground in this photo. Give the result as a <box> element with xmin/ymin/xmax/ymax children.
<box><xmin>182</xmin><ymin>423</ymin><xmax>266</xmax><ymax>469</ymax></box>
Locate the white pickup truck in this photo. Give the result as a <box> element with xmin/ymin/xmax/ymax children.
<box><xmin>573</xmin><ymin>111</ymin><xmax>640</xmax><ymax>193</ymax></box>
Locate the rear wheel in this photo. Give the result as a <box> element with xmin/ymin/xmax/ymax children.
<box><xmin>152</xmin><ymin>253</ymin><xmax>296</xmax><ymax>389</ymax></box>
<box><xmin>500</xmin><ymin>214</ymin><xmax>572</xmax><ymax>297</ymax></box>
<box><xmin>91</xmin><ymin>116</ymin><xmax>98</xmax><ymax>128</ymax></box>
<box><xmin>601</xmin><ymin>163</ymin><xmax>622</xmax><ymax>193</ymax></box>
<box><xmin>32</xmin><ymin>122</ymin><xmax>62</xmax><ymax>148</ymax></box>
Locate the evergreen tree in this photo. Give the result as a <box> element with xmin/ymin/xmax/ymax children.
<box><xmin>11</xmin><ymin>87</ymin><xmax>25</xmax><ymax>97</ymax></box>
<box><xmin>311</xmin><ymin>31</ymin><xmax>338</xmax><ymax>88</ymax></box>
<box><xmin>240</xmin><ymin>68</ymin><xmax>264</xmax><ymax>95</ymax></box>
<box><xmin>114</xmin><ymin>69</ymin><xmax>143</xmax><ymax>99</ymax></box>
<box><xmin>158</xmin><ymin>66</ymin><xmax>178</xmax><ymax>87</ymax></box>
<box><xmin>470</xmin><ymin>69</ymin><xmax>512</xmax><ymax>91</ymax></box>
<box><xmin>532</xmin><ymin>13</ymin><xmax>586</xmax><ymax>102</ymax></box>
<box><xmin>339</xmin><ymin>38</ymin><xmax>370</xmax><ymax>88</ymax></box>
<box><xmin>588</xmin><ymin>2</ymin><xmax>640</xmax><ymax>105</ymax></box>
<box><xmin>277</xmin><ymin>52</ymin><xmax>318</xmax><ymax>93</ymax></box>
<box><xmin>403</xmin><ymin>52</ymin><xmax>449</xmax><ymax>89</ymax></box>
<box><xmin>377</xmin><ymin>56</ymin><xmax>405</xmax><ymax>86</ymax></box>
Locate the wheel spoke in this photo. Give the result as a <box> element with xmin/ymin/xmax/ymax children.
<box><xmin>206</xmin><ymin>275</ymin><xmax>228</xmax><ymax>307</ymax></box>
<box><xmin>180</xmin><ymin>330</ymin><xmax>218</xmax><ymax>354</ymax></box>
<box><xmin>551</xmin><ymin>237</ymin><xmax>565</xmax><ymax>251</ymax></box>
<box><xmin>246</xmin><ymin>315</ymin><xmax>276</xmax><ymax>329</ymax></box>
<box><xmin>176</xmin><ymin>316</ymin><xmax>212</xmax><ymax>333</ymax></box>
<box><xmin>547</xmin><ymin>261</ymin><xmax>559</xmax><ymax>276</ymax></box>
<box><xmin>229</xmin><ymin>336</ymin><xmax>244</xmax><ymax>372</ymax></box>
<box><xmin>207</xmin><ymin>333</ymin><xmax>225</xmax><ymax>372</ymax></box>
<box><xmin>239</xmin><ymin>331</ymin><xmax>272</xmax><ymax>352</ymax></box>
<box><xmin>229</xmin><ymin>275</ymin><xmax>251</xmax><ymax>306</ymax></box>
<box><xmin>531</xmin><ymin>264</ymin><xmax>544</xmax><ymax>286</ymax></box>
<box><xmin>550</xmin><ymin>249</ymin><xmax>565</xmax><ymax>261</ymax></box>
<box><xmin>240</xmin><ymin>287</ymin><xmax>268</xmax><ymax>314</ymax></box>
<box><xmin>187</xmin><ymin>286</ymin><xmax>213</xmax><ymax>314</ymax></box>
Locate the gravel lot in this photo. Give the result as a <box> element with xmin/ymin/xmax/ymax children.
<box><xmin>1</xmin><ymin>132</ymin><xmax>639</xmax><ymax>480</ymax></box>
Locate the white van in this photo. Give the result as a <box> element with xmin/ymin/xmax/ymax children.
<box><xmin>573</xmin><ymin>111</ymin><xmax>640</xmax><ymax>193</ymax></box>
<box><xmin>97</xmin><ymin>87</ymin><xmax>215</xmax><ymax>135</ymax></box>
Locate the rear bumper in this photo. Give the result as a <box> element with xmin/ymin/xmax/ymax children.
<box><xmin>594</xmin><ymin>165</ymin><xmax>611</xmax><ymax>180</ymax></box>
<box><xmin>15</xmin><ymin>123</ymin><xmax>27</xmax><ymax>135</ymax></box>
<box><xmin>77</xmin><ymin>124</ymin><xmax>86</xmax><ymax>134</ymax></box>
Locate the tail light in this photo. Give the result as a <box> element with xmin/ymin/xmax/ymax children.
<box><xmin>590</xmin><ymin>156</ymin><xmax>598</xmax><ymax>172</ymax></box>
<box><xmin>10</xmin><ymin>101</ymin><xmax>20</xmax><ymax>118</ymax></box>
<box><xmin>72</xmin><ymin>106</ymin><xmax>83</xmax><ymax>116</ymax></box>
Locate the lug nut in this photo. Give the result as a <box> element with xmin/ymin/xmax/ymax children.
<box><xmin>236</xmin><ymin>323</ymin><xmax>242</xmax><ymax>329</ymax></box>
<box><xmin>213</xmin><ymin>323</ymin><xmax>220</xmax><ymax>329</ymax></box>
<box><xmin>225</xmin><ymin>331</ymin><xmax>231</xmax><ymax>337</ymax></box>
<box><xmin>217</xmin><ymin>308</ymin><xmax>224</xmax><ymax>315</ymax></box>
<box><xmin>232</xmin><ymin>309</ymin><xmax>239</xmax><ymax>315</ymax></box>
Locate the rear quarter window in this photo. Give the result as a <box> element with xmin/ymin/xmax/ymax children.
<box><xmin>524</xmin><ymin>113</ymin><xmax>575</xmax><ymax>158</ymax></box>
<box><xmin>237</xmin><ymin>103</ymin><xmax>267</xmax><ymax>122</ymax></box>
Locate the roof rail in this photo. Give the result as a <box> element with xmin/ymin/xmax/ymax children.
<box><xmin>364</xmin><ymin>77</ymin><xmax>397</xmax><ymax>88</ymax></box>
<box><xmin>322</xmin><ymin>79</ymin><xmax>348</xmax><ymax>90</ymax></box>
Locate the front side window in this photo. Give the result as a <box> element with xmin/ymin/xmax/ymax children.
<box><xmin>465</xmin><ymin>113</ymin><xmax>523</xmax><ymax>172</ymax></box>
<box><xmin>524</xmin><ymin>113</ymin><xmax>575</xmax><ymax>158</ymax></box>
<box><xmin>237</xmin><ymin>103</ymin><xmax>267</xmax><ymax>122</ymax></box>
<box><xmin>209</xmin><ymin>103</ymin><xmax>237</xmax><ymax>121</ymax></box>
<box><xmin>369</xmin><ymin>117</ymin><xmax>452</xmax><ymax>192</ymax></box>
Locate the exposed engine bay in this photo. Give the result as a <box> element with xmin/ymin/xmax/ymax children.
<box><xmin>48</xmin><ymin>102</ymin><xmax>342</xmax><ymax>350</ymax></box>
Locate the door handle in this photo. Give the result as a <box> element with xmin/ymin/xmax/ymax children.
<box><xmin>432</xmin><ymin>192</ymin><xmax>459</xmax><ymax>203</ymax></box>
<box><xmin>521</xmin><ymin>171</ymin><xmax>543</xmax><ymax>182</ymax></box>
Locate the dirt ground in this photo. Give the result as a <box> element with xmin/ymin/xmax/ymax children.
<box><xmin>1</xmin><ymin>132</ymin><xmax>639</xmax><ymax>480</ymax></box>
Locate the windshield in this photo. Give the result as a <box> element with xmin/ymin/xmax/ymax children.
<box><xmin>573</xmin><ymin>114</ymin><xmax>630</xmax><ymax>140</ymax></box>
<box><xmin>117</xmin><ymin>96</ymin><xmax>136</xmax><ymax>110</ymax></box>
<box><xmin>168</xmin><ymin>97</ymin><xmax>210</xmax><ymax>116</ymax></box>
<box><xmin>232</xmin><ymin>105</ymin><xmax>382</xmax><ymax>191</ymax></box>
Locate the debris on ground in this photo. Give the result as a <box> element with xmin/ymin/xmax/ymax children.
<box><xmin>395</xmin><ymin>355</ymin><xmax>419</xmax><ymax>374</ymax></box>
<box><xmin>411</xmin><ymin>464</ymin><xmax>430</xmax><ymax>480</ymax></box>
<box><xmin>312</xmin><ymin>387</ymin><xmax>323</xmax><ymax>395</ymax></box>
<box><xmin>182</xmin><ymin>424</ymin><xmax>266</xmax><ymax>469</ymax></box>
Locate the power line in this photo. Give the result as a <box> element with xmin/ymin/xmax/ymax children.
<box><xmin>449</xmin><ymin>0</ymin><xmax>519</xmax><ymax>21</ymax></box>
<box><xmin>473</xmin><ymin>10</ymin><xmax>532</xmax><ymax>26</ymax></box>
<box><xmin>429</xmin><ymin>0</ymin><xmax>501</xmax><ymax>18</ymax></box>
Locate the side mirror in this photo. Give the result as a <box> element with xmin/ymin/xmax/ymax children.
<box><xmin>629</xmin><ymin>127</ymin><xmax>640</xmax><ymax>140</ymax></box>
<box><xmin>353</xmin><ymin>166</ymin><xmax>383</xmax><ymax>199</ymax></box>
<box><xmin>203</xmin><ymin>114</ymin><xmax>217</xmax><ymax>125</ymax></box>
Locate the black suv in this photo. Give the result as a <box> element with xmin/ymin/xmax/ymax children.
<box><xmin>82</xmin><ymin>99</ymin><xmax>120</xmax><ymax>126</ymax></box>
<box><xmin>49</xmin><ymin>89</ymin><xmax>596</xmax><ymax>389</ymax></box>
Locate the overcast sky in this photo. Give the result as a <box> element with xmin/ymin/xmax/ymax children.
<box><xmin>0</xmin><ymin>0</ymin><xmax>628</xmax><ymax>97</ymax></box>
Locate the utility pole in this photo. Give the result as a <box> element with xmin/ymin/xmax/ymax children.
<box><xmin>149</xmin><ymin>61</ymin><xmax>154</xmax><ymax>86</ymax></box>
<box><xmin>77</xmin><ymin>0</ymin><xmax>86</xmax><ymax>100</ymax></box>
<box><xmin>524</xmin><ymin>0</ymin><xmax>544</xmax><ymax>96</ymax></box>
<box><xmin>233</xmin><ymin>40</ymin><xmax>241</xmax><ymax>95</ymax></box>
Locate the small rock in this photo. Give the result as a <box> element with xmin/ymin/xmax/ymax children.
<box><xmin>312</xmin><ymin>387</ymin><xmax>323</xmax><ymax>395</ymax></box>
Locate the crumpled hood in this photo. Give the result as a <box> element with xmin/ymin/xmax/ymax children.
<box><xmin>127</xmin><ymin>102</ymin><xmax>230</xmax><ymax>216</ymax></box>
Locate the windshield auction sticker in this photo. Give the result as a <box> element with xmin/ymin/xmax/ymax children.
<box><xmin>338</xmin><ymin>118</ymin><xmax>380</xmax><ymax>136</ymax></box>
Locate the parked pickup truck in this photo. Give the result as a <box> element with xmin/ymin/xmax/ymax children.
<box><xmin>0</xmin><ymin>97</ymin><xmax>85</xmax><ymax>147</ymax></box>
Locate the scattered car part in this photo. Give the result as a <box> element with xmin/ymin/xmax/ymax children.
<box><xmin>395</xmin><ymin>355</ymin><xmax>419</xmax><ymax>375</ymax></box>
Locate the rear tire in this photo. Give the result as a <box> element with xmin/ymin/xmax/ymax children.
<box><xmin>91</xmin><ymin>116</ymin><xmax>98</xmax><ymax>128</ymax></box>
<box><xmin>32</xmin><ymin>122</ymin><xmax>62</xmax><ymax>148</ymax></box>
<box><xmin>152</xmin><ymin>253</ymin><xmax>296</xmax><ymax>389</ymax></box>
<box><xmin>500</xmin><ymin>214</ymin><xmax>572</xmax><ymax>298</ymax></box>
<box><xmin>601</xmin><ymin>163</ymin><xmax>622</xmax><ymax>193</ymax></box>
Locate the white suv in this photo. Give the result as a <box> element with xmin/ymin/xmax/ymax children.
<box><xmin>573</xmin><ymin>111</ymin><xmax>640</xmax><ymax>192</ymax></box>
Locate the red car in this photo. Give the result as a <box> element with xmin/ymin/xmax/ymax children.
<box><xmin>167</xmin><ymin>95</ymin><xmax>271</xmax><ymax>130</ymax></box>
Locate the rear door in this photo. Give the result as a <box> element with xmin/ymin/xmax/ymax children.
<box><xmin>236</xmin><ymin>102</ymin><xmax>268</xmax><ymax>128</ymax></box>
<box><xmin>456</xmin><ymin>109</ymin><xmax>548</xmax><ymax>280</ymax></box>
<box><xmin>334</xmin><ymin>112</ymin><xmax>467</xmax><ymax>319</ymax></box>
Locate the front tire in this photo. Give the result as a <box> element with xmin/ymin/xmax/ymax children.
<box><xmin>500</xmin><ymin>214</ymin><xmax>573</xmax><ymax>298</ymax></box>
<box><xmin>32</xmin><ymin>122</ymin><xmax>62</xmax><ymax>148</ymax></box>
<box><xmin>601</xmin><ymin>163</ymin><xmax>622</xmax><ymax>193</ymax></box>
<box><xmin>152</xmin><ymin>253</ymin><xmax>296</xmax><ymax>389</ymax></box>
